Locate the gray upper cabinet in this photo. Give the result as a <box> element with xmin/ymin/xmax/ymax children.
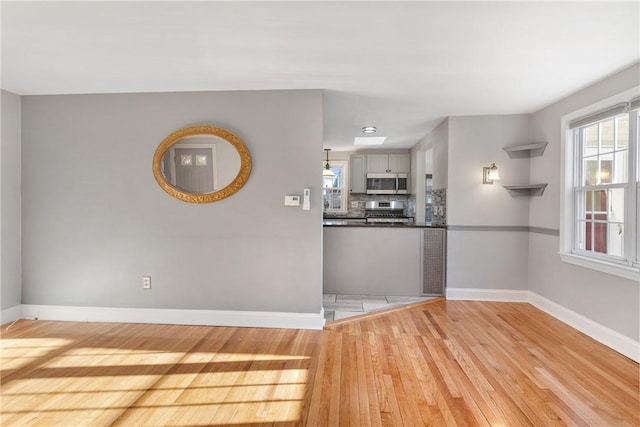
<box><xmin>367</xmin><ymin>154</ymin><xmax>390</xmax><ymax>173</ymax></box>
<box><xmin>367</xmin><ymin>153</ymin><xmax>410</xmax><ymax>173</ymax></box>
<box><xmin>388</xmin><ymin>154</ymin><xmax>411</xmax><ymax>173</ymax></box>
<box><xmin>350</xmin><ymin>155</ymin><xmax>366</xmax><ymax>193</ymax></box>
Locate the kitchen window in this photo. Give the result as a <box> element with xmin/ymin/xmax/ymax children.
<box><xmin>323</xmin><ymin>160</ymin><xmax>348</xmax><ymax>213</ymax></box>
<box><xmin>560</xmin><ymin>90</ymin><xmax>639</xmax><ymax>281</ymax></box>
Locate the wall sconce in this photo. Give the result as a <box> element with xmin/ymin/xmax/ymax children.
<box><xmin>483</xmin><ymin>163</ymin><xmax>500</xmax><ymax>184</ymax></box>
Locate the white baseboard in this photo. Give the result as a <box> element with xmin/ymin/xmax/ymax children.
<box><xmin>19</xmin><ymin>304</ymin><xmax>326</xmax><ymax>330</ymax></box>
<box><xmin>1</xmin><ymin>305</ymin><xmax>22</xmax><ymax>325</ymax></box>
<box><xmin>10</xmin><ymin>295</ymin><xmax>638</xmax><ymax>363</ymax></box>
<box><xmin>446</xmin><ymin>287</ymin><xmax>639</xmax><ymax>363</ymax></box>
<box><xmin>528</xmin><ymin>292</ymin><xmax>639</xmax><ymax>363</ymax></box>
<box><xmin>446</xmin><ymin>287</ymin><xmax>530</xmax><ymax>302</ymax></box>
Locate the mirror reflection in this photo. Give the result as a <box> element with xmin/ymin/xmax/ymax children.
<box><xmin>152</xmin><ymin>125</ymin><xmax>251</xmax><ymax>204</ymax></box>
<box><xmin>161</xmin><ymin>135</ymin><xmax>241</xmax><ymax>194</ymax></box>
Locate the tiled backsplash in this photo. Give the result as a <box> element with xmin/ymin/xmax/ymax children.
<box><xmin>348</xmin><ymin>193</ymin><xmax>411</xmax><ymax>217</ymax></box>
<box><xmin>405</xmin><ymin>190</ymin><xmax>447</xmax><ymax>225</ymax></box>
<box><xmin>432</xmin><ymin>188</ymin><xmax>447</xmax><ymax>224</ymax></box>
<box><xmin>407</xmin><ymin>195</ymin><xmax>416</xmax><ymax>218</ymax></box>
<box><xmin>325</xmin><ymin>194</ymin><xmax>411</xmax><ymax>217</ymax></box>
<box><xmin>324</xmin><ymin>190</ymin><xmax>446</xmax><ymax>224</ymax></box>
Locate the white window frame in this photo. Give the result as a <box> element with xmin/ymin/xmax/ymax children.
<box><xmin>323</xmin><ymin>160</ymin><xmax>349</xmax><ymax>214</ymax></box>
<box><xmin>560</xmin><ymin>87</ymin><xmax>640</xmax><ymax>281</ymax></box>
<box><xmin>629</xmin><ymin>125</ymin><xmax>640</xmax><ymax>270</ymax></box>
<box><xmin>636</xmin><ymin>161</ymin><xmax>640</xmax><ymax>267</ymax></box>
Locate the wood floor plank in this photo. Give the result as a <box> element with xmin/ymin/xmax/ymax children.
<box><xmin>2</xmin><ymin>300</ymin><xmax>638</xmax><ymax>426</ymax></box>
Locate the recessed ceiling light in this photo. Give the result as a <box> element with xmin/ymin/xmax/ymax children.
<box><xmin>354</xmin><ymin>136</ymin><xmax>386</xmax><ymax>146</ymax></box>
<box><xmin>362</xmin><ymin>126</ymin><xmax>377</xmax><ymax>134</ymax></box>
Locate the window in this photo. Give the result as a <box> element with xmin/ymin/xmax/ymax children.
<box><xmin>561</xmin><ymin>90</ymin><xmax>639</xmax><ymax>281</ymax></box>
<box><xmin>323</xmin><ymin>161</ymin><xmax>348</xmax><ymax>213</ymax></box>
<box><xmin>574</xmin><ymin>113</ymin><xmax>629</xmax><ymax>258</ymax></box>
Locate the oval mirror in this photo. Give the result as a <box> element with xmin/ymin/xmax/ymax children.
<box><xmin>152</xmin><ymin>125</ymin><xmax>251</xmax><ymax>203</ymax></box>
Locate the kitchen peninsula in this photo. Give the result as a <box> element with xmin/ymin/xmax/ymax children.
<box><xmin>323</xmin><ymin>220</ymin><xmax>446</xmax><ymax>297</ymax></box>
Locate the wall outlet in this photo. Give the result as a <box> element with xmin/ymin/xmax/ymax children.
<box><xmin>351</xmin><ymin>201</ymin><xmax>359</xmax><ymax>208</ymax></box>
<box><xmin>142</xmin><ymin>276</ymin><xmax>151</xmax><ymax>289</ymax></box>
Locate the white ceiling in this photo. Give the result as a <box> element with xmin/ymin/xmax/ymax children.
<box><xmin>2</xmin><ymin>1</ymin><xmax>639</xmax><ymax>151</ymax></box>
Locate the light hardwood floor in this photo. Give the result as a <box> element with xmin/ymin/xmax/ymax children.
<box><xmin>1</xmin><ymin>300</ymin><xmax>638</xmax><ymax>426</ymax></box>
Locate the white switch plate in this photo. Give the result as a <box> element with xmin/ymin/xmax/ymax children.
<box><xmin>351</xmin><ymin>201</ymin><xmax>359</xmax><ymax>208</ymax></box>
<box><xmin>142</xmin><ymin>276</ymin><xmax>151</xmax><ymax>289</ymax></box>
<box><xmin>303</xmin><ymin>188</ymin><xmax>311</xmax><ymax>210</ymax></box>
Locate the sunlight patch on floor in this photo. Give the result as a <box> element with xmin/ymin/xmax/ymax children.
<box><xmin>1</xmin><ymin>338</ymin><xmax>73</xmax><ymax>370</ymax></box>
<box><xmin>1</xmin><ymin>336</ymin><xmax>310</xmax><ymax>426</ymax></box>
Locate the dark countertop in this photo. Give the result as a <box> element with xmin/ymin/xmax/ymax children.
<box><xmin>323</xmin><ymin>219</ymin><xmax>446</xmax><ymax>228</ymax></box>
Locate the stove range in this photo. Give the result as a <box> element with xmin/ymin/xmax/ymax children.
<box><xmin>365</xmin><ymin>201</ymin><xmax>414</xmax><ymax>224</ymax></box>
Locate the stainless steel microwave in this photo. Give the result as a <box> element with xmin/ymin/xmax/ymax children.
<box><xmin>366</xmin><ymin>173</ymin><xmax>409</xmax><ymax>194</ymax></box>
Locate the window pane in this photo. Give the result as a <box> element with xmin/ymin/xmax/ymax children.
<box><xmin>323</xmin><ymin>188</ymin><xmax>342</xmax><ymax>210</ymax></box>
<box><xmin>609</xmin><ymin>188</ymin><xmax>625</xmax><ymax>223</ymax></box>
<box><xmin>595</xmin><ymin>190</ymin><xmax>607</xmax><ymax>212</ymax></box>
<box><xmin>583</xmin><ymin>159</ymin><xmax>598</xmax><ymax>185</ymax></box>
<box><xmin>608</xmin><ymin>223</ymin><xmax>624</xmax><ymax>257</ymax></box>
<box><xmin>592</xmin><ymin>222</ymin><xmax>607</xmax><ymax>253</ymax></box>
<box><xmin>599</xmin><ymin>156</ymin><xmax>612</xmax><ymax>184</ymax></box>
<box><xmin>331</xmin><ymin>167</ymin><xmax>343</xmax><ymax>187</ymax></box>
<box><xmin>584</xmin><ymin>221</ymin><xmax>594</xmax><ymax>251</ymax></box>
<box><xmin>600</xmin><ymin>119</ymin><xmax>615</xmax><ymax>153</ymax></box>
<box><xmin>614</xmin><ymin>150</ymin><xmax>628</xmax><ymax>183</ymax></box>
<box><xmin>586</xmin><ymin>189</ymin><xmax>607</xmax><ymax>213</ymax></box>
<box><xmin>584</xmin><ymin>124</ymin><xmax>598</xmax><ymax>151</ymax></box>
<box><xmin>616</xmin><ymin>115</ymin><xmax>629</xmax><ymax>149</ymax></box>
<box><xmin>323</xmin><ymin>175</ymin><xmax>336</xmax><ymax>188</ymax></box>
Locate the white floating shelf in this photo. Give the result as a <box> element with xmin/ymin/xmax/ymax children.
<box><xmin>503</xmin><ymin>184</ymin><xmax>548</xmax><ymax>197</ymax></box>
<box><xmin>502</xmin><ymin>142</ymin><xmax>548</xmax><ymax>158</ymax></box>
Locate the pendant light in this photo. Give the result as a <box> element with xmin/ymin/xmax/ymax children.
<box><xmin>323</xmin><ymin>149</ymin><xmax>335</xmax><ymax>177</ymax></box>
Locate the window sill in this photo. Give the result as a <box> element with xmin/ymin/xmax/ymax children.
<box><xmin>559</xmin><ymin>252</ymin><xmax>640</xmax><ymax>281</ymax></box>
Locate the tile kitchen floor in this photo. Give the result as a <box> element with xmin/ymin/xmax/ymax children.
<box><xmin>323</xmin><ymin>294</ymin><xmax>439</xmax><ymax>322</ymax></box>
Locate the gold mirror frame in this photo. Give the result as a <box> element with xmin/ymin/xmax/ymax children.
<box><xmin>152</xmin><ymin>125</ymin><xmax>252</xmax><ymax>203</ymax></box>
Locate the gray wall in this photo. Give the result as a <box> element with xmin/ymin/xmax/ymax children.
<box><xmin>1</xmin><ymin>90</ymin><xmax>22</xmax><ymax>311</ymax></box>
<box><xmin>448</xmin><ymin>114</ymin><xmax>532</xmax><ymax>227</ymax></box>
<box><xmin>431</xmin><ymin>118</ymin><xmax>449</xmax><ymax>191</ymax></box>
<box><xmin>412</xmin><ymin>118</ymin><xmax>449</xmax><ymax>192</ymax></box>
<box><xmin>21</xmin><ymin>90</ymin><xmax>323</xmax><ymax>314</ymax></box>
<box><xmin>529</xmin><ymin>63</ymin><xmax>640</xmax><ymax>341</ymax></box>
<box><xmin>446</xmin><ymin>115</ymin><xmax>532</xmax><ymax>290</ymax></box>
